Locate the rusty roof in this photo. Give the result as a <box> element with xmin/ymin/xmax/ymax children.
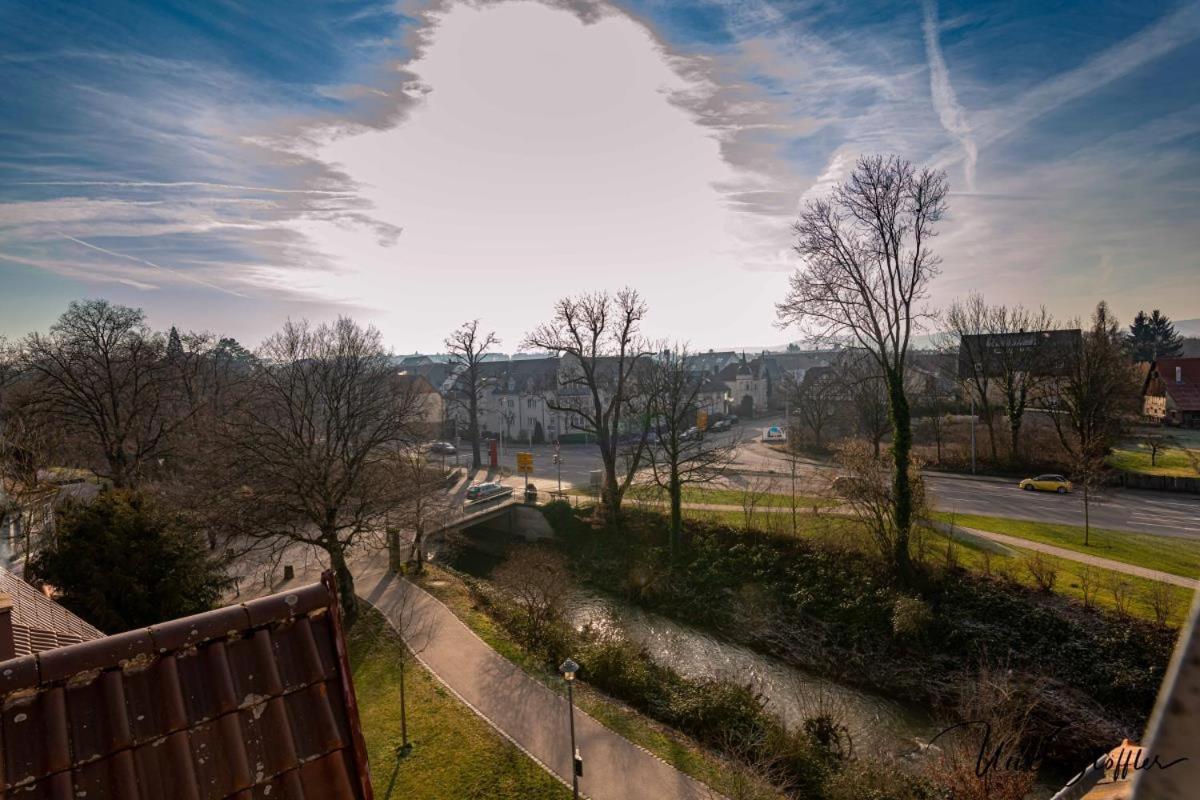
<box><xmin>0</xmin><ymin>567</ymin><xmax>104</xmax><ymax>658</ymax></box>
<box><xmin>0</xmin><ymin>573</ymin><xmax>373</xmax><ymax>800</ymax></box>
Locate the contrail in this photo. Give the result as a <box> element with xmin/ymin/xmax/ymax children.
<box><xmin>19</xmin><ymin>180</ymin><xmax>353</xmax><ymax>197</ymax></box>
<box><xmin>58</xmin><ymin>234</ymin><xmax>251</xmax><ymax>298</ymax></box>
<box><xmin>923</xmin><ymin>0</ymin><xmax>977</xmax><ymax>191</ymax></box>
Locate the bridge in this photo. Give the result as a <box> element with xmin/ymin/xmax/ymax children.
<box><xmin>426</xmin><ymin>487</ymin><xmax>556</xmax><ymax>543</ymax></box>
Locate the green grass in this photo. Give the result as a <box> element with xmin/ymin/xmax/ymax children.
<box><xmin>1108</xmin><ymin>442</ymin><xmax>1200</xmax><ymax>477</ymax></box>
<box><xmin>931</xmin><ymin>511</ymin><xmax>1200</xmax><ymax>580</ymax></box>
<box><xmin>921</xmin><ymin>526</ymin><xmax>1194</xmax><ymax>626</ymax></box>
<box><xmin>413</xmin><ymin>566</ymin><xmax>784</xmax><ymax>800</ymax></box>
<box><xmin>567</xmin><ymin>483</ymin><xmax>835</xmax><ymax>509</ymax></box>
<box><xmin>348</xmin><ymin>605</ymin><xmax>569</xmax><ymax>800</ymax></box>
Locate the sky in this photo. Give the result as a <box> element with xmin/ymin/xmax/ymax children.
<box><xmin>1</xmin><ymin>0</ymin><xmax>1198</xmax><ymax>353</ymax></box>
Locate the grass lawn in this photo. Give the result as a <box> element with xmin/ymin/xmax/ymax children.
<box><xmin>921</xmin><ymin>525</ymin><xmax>1194</xmax><ymax>626</ymax></box>
<box><xmin>348</xmin><ymin>605</ymin><xmax>569</xmax><ymax>800</ymax></box>
<box><xmin>1108</xmin><ymin>443</ymin><xmax>1200</xmax><ymax>477</ymax></box>
<box><xmin>567</xmin><ymin>483</ymin><xmax>835</xmax><ymax>509</ymax></box>
<box><xmin>931</xmin><ymin>511</ymin><xmax>1200</xmax><ymax>580</ymax></box>
<box><xmin>412</xmin><ymin>566</ymin><xmax>784</xmax><ymax>800</ymax></box>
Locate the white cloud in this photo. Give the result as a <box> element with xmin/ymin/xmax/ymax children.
<box><xmin>283</xmin><ymin>0</ymin><xmax>785</xmax><ymax>347</ymax></box>
<box><xmin>922</xmin><ymin>0</ymin><xmax>977</xmax><ymax>191</ymax></box>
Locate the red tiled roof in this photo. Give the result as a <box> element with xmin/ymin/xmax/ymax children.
<box><xmin>0</xmin><ymin>574</ymin><xmax>373</xmax><ymax>800</ymax></box>
<box><xmin>0</xmin><ymin>567</ymin><xmax>104</xmax><ymax>658</ymax></box>
<box><xmin>1152</xmin><ymin>357</ymin><xmax>1200</xmax><ymax>412</ymax></box>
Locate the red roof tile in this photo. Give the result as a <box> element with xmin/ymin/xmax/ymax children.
<box><xmin>1150</xmin><ymin>357</ymin><xmax>1200</xmax><ymax>412</ymax></box>
<box><xmin>0</xmin><ymin>567</ymin><xmax>104</xmax><ymax>658</ymax></box>
<box><xmin>0</xmin><ymin>573</ymin><xmax>373</xmax><ymax>800</ymax></box>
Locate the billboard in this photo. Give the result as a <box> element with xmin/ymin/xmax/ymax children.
<box><xmin>957</xmin><ymin>329</ymin><xmax>1081</xmax><ymax>379</ymax></box>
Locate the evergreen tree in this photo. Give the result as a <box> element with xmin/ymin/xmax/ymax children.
<box><xmin>30</xmin><ymin>489</ymin><xmax>227</xmax><ymax>632</ymax></box>
<box><xmin>1128</xmin><ymin>309</ymin><xmax>1184</xmax><ymax>362</ymax></box>
<box><xmin>166</xmin><ymin>325</ymin><xmax>184</xmax><ymax>360</ymax></box>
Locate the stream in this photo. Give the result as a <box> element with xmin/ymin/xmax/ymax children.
<box><xmin>443</xmin><ymin>540</ymin><xmax>936</xmax><ymax>755</ymax></box>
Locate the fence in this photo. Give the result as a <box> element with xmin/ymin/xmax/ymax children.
<box><xmin>1114</xmin><ymin>472</ymin><xmax>1200</xmax><ymax>494</ymax></box>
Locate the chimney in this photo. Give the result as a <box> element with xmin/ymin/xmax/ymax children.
<box><xmin>0</xmin><ymin>592</ymin><xmax>15</xmax><ymax>661</ymax></box>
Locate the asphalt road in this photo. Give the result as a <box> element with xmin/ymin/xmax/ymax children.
<box><xmin>449</xmin><ymin>423</ymin><xmax>1200</xmax><ymax>538</ymax></box>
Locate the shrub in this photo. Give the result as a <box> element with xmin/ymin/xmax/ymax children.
<box><xmin>1023</xmin><ymin>552</ymin><xmax>1058</xmax><ymax>592</ymax></box>
<box><xmin>891</xmin><ymin>595</ymin><xmax>934</xmax><ymax>640</ymax></box>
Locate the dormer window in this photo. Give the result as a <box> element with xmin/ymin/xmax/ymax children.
<box><xmin>1177</xmin><ymin>366</ymin><xmax>1184</xmax><ymax>383</ymax></box>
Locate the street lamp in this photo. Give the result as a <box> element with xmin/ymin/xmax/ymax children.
<box><xmin>559</xmin><ymin>658</ymin><xmax>582</xmax><ymax>799</ymax></box>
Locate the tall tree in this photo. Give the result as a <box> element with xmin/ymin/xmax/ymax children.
<box><xmin>777</xmin><ymin>154</ymin><xmax>947</xmax><ymax>578</ymax></box>
<box><xmin>1046</xmin><ymin>303</ymin><xmax>1140</xmax><ymax>543</ymax></box>
<box><xmin>940</xmin><ymin>294</ymin><xmax>999</xmax><ymax>461</ymax></box>
<box><xmin>989</xmin><ymin>303</ymin><xmax>1054</xmax><ymax>463</ymax></box>
<box><xmin>223</xmin><ymin>318</ymin><xmax>421</xmax><ymax>624</ymax></box>
<box><xmin>786</xmin><ymin>368</ymin><xmax>839</xmax><ymax>451</ymax></box>
<box><xmin>641</xmin><ymin>345</ymin><xmax>737</xmax><ymax>552</ymax></box>
<box><xmin>29</xmin><ymin>489</ymin><xmax>227</xmax><ymax>633</ymax></box>
<box><xmin>1127</xmin><ymin>309</ymin><xmax>1184</xmax><ymax>362</ymax></box>
<box><xmin>839</xmin><ymin>352</ymin><xmax>890</xmax><ymax>458</ymax></box>
<box><xmin>524</xmin><ymin>289</ymin><xmax>653</xmax><ymax>524</ymax></box>
<box><xmin>18</xmin><ymin>300</ymin><xmax>196</xmax><ymax>487</ymax></box>
<box><xmin>445</xmin><ymin>320</ymin><xmax>499</xmax><ymax>469</ymax></box>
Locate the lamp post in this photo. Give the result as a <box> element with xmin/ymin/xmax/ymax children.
<box><xmin>559</xmin><ymin>658</ymin><xmax>582</xmax><ymax>799</ymax></box>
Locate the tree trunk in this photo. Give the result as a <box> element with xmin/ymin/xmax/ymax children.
<box><xmin>887</xmin><ymin>375</ymin><xmax>913</xmax><ymax>580</ymax></box>
<box><xmin>983</xmin><ymin>411</ymin><xmax>998</xmax><ymax>462</ymax></box>
<box><xmin>469</xmin><ymin>392</ymin><xmax>482</xmax><ymax>469</ymax></box>
<box><xmin>408</xmin><ymin>522</ymin><xmax>425</xmax><ymax>574</ymax></box>
<box><xmin>387</xmin><ymin>528</ymin><xmax>403</xmax><ymax>574</ymax></box>
<box><xmin>668</xmin><ymin>467</ymin><xmax>682</xmax><ymax>557</ymax></box>
<box><xmin>1009</xmin><ymin>415</ymin><xmax>1023</xmax><ymax>465</ymax></box>
<box><xmin>326</xmin><ymin>539</ymin><xmax>358</xmax><ymax>626</ymax></box>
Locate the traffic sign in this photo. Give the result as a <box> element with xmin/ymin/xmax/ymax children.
<box><xmin>516</xmin><ymin>451</ymin><xmax>534</xmax><ymax>474</ymax></box>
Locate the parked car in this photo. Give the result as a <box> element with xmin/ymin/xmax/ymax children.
<box><xmin>1019</xmin><ymin>474</ymin><xmax>1072</xmax><ymax>494</ymax></box>
<box><xmin>465</xmin><ymin>482</ymin><xmax>512</xmax><ymax>501</ymax></box>
<box><xmin>726</xmin><ymin>414</ymin><xmax>739</xmax><ymax>425</ymax></box>
<box><xmin>681</xmin><ymin>426</ymin><xmax>701</xmax><ymax>441</ymax></box>
<box><xmin>428</xmin><ymin>441</ymin><xmax>457</xmax><ymax>455</ymax></box>
<box><xmin>708</xmin><ymin>418</ymin><xmax>732</xmax><ymax>433</ymax></box>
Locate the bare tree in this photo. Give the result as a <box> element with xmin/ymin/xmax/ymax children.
<box><xmin>1046</xmin><ymin>303</ymin><xmax>1140</xmax><ymax>541</ymax></box>
<box><xmin>777</xmin><ymin>154</ymin><xmax>948</xmax><ymax>578</ymax></box>
<box><xmin>940</xmin><ymin>295</ymin><xmax>1000</xmax><ymax>461</ymax></box>
<box><xmin>374</xmin><ymin>574</ymin><xmax>438</xmax><ymax>753</ymax></box>
<box><xmin>222</xmin><ymin>318</ymin><xmax>420</xmax><ymax>624</ymax></box>
<box><xmin>390</xmin><ymin>443</ymin><xmax>454</xmax><ymax>574</ymax></box>
<box><xmin>832</xmin><ymin>440</ymin><xmax>926</xmax><ymax>564</ymax></box>
<box><xmin>17</xmin><ymin>300</ymin><xmax>200</xmax><ymax>488</ymax></box>
<box><xmin>786</xmin><ymin>368</ymin><xmax>839</xmax><ymax>451</ymax></box>
<box><xmin>641</xmin><ymin>345</ymin><xmax>737</xmax><ymax>553</ymax></box>
<box><xmin>839</xmin><ymin>352</ymin><xmax>890</xmax><ymax>457</ymax></box>
<box><xmin>524</xmin><ymin>289</ymin><xmax>653</xmax><ymax>523</ymax></box>
<box><xmin>492</xmin><ymin>546</ymin><xmax>571</xmax><ymax>651</ymax></box>
<box><xmin>445</xmin><ymin>320</ymin><xmax>499</xmax><ymax>469</ymax></box>
<box><xmin>1138</xmin><ymin>431</ymin><xmax>1175</xmax><ymax>467</ymax></box>
<box><xmin>990</xmin><ymin>303</ymin><xmax>1055</xmax><ymax>463</ymax></box>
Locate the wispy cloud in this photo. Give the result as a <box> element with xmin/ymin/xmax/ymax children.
<box><xmin>922</xmin><ymin>0</ymin><xmax>977</xmax><ymax>191</ymax></box>
<box><xmin>57</xmin><ymin>234</ymin><xmax>250</xmax><ymax>298</ymax></box>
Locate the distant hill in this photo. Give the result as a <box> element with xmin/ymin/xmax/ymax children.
<box><xmin>1173</xmin><ymin>318</ymin><xmax>1200</xmax><ymax>338</ymax></box>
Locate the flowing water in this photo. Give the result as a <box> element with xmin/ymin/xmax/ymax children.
<box><xmin>445</xmin><ymin>540</ymin><xmax>935</xmax><ymax>755</ymax></box>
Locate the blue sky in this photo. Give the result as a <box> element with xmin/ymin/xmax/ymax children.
<box><xmin>2</xmin><ymin>0</ymin><xmax>1198</xmax><ymax>351</ymax></box>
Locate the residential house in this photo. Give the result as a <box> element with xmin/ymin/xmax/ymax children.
<box><xmin>1143</xmin><ymin>357</ymin><xmax>1200</xmax><ymax>427</ymax></box>
<box><xmin>396</xmin><ymin>371</ymin><xmax>446</xmax><ymax>437</ymax></box>
<box><xmin>0</xmin><ymin>567</ymin><xmax>104</xmax><ymax>660</ymax></box>
<box><xmin>695</xmin><ymin>376</ymin><xmax>730</xmax><ymax>417</ymax></box>
<box><xmin>717</xmin><ymin>355</ymin><xmax>768</xmax><ymax>418</ymax></box>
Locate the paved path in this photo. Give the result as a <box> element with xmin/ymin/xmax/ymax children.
<box><xmin>929</xmin><ymin>520</ymin><xmax>1198</xmax><ymax>589</ymax></box>
<box><xmin>356</xmin><ymin>568</ymin><xmax>720</xmax><ymax>800</ymax></box>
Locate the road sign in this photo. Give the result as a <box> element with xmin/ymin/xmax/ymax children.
<box><xmin>516</xmin><ymin>451</ymin><xmax>534</xmax><ymax>474</ymax></box>
<box><xmin>697</xmin><ymin>410</ymin><xmax>708</xmax><ymax>431</ymax></box>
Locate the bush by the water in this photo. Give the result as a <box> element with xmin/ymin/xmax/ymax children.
<box><xmin>539</xmin><ymin>501</ymin><xmax>1177</xmax><ymax>767</ymax></box>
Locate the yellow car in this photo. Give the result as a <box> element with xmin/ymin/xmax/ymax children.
<box><xmin>1019</xmin><ymin>474</ymin><xmax>1072</xmax><ymax>494</ymax></box>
